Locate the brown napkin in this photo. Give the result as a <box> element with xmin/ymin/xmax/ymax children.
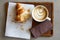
<box><xmin>30</xmin><ymin>20</ymin><xmax>53</xmax><ymax>38</ymax></box>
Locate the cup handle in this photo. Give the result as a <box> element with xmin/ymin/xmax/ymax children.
<box><xmin>46</xmin><ymin>17</ymin><xmax>51</xmax><ymax>21</ymax></box>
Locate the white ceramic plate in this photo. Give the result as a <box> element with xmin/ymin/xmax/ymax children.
<box><xmin>5</xmin><ymin>2</ymin><xmax>34</xmax><ymax>39</ymax></box>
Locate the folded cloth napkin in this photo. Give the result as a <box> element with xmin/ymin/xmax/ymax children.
<box><xmin>30</xmin><ymin>20</ymin><xmax>53</xmax><ymax>38</ymax></box>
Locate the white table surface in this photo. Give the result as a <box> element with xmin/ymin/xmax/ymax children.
<box><xmin>0</xmin><ymin>0</ymin><xmax>60</xmax><ymax>40</ymax></box>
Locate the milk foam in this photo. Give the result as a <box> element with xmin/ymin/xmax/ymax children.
<box><xmin>33</xmin><ymin>7</ymin><xmax>47</xmax><ymax>20</ymax></box>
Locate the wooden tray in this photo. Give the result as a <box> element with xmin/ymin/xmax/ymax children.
<box><xmin>5</xmin><ymin>2</ymin><xmax>54</xmax><ymax>37</ymax></box>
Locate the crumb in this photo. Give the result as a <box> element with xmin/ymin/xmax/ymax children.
<box><xmin>20</xmin><ymin>25</ymin><xmax>24</xmax><ymax>31</ymax></box>
<box><xmin>27</xmin><ymin>9</ymin><xmax>30</xmax><ymax>12</ymax></box>
<box><xmin>11</xmin><ymin>19</ymin><xmax>17</xmax><ymax>23</ymax></box>
<box><xmin>26</xmin><ymin>26</ymin><xmax>32</xmax><ymax>32</ymax></box>
<box><xmin>21</xmin><ymin>27</ymin><xmax>24</xmax><ymax>31</ymax></box>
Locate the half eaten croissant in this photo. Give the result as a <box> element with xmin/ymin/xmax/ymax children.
<box><xmin>15</xmin><ymin>3</ymin><xmax>31</xmax><ymax>22</ymax></box>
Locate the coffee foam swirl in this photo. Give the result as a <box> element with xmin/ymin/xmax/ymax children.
<box><xmin>33</xmin><ymin>7</ymin><xmax>47</xmax><ymax>20</ymax></box>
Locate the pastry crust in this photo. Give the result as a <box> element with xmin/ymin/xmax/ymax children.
<box><xmin>15</xmin><ymin>3</ymin><xmax>31</xmax><ymax>22</ymax></box>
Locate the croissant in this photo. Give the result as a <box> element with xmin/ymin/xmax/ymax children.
<box><xmin>15</xmin><ymin>3</ymin><xmax>31</xmax><ymax>22</ymax></box>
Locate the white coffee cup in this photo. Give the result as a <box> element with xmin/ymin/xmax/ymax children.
<box><xmin>32</xmin><ymin>5</ymin><xmax>51</xmax><ymax>22</ymax></box>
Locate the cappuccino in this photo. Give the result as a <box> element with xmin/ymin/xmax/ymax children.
<box><xmin>32</xmin><ymin>5</ymin><xmax>50</xmax><ymax>22</ymax></box>
<box><xmin>33</xmin><ymin>7</ymin><xmax>47</xmax><ymax>20</ymax></box>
